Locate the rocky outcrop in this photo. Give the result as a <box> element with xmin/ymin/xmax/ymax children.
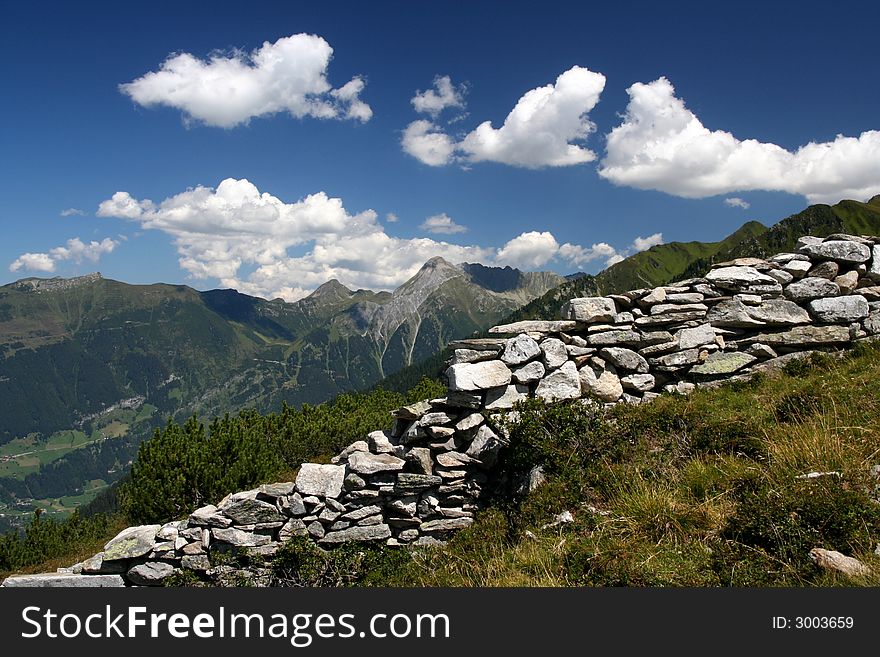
<box><xmin>5</xmin><ymin>233</ymin><xmax>879</xmax><ymax>587</ymax></box>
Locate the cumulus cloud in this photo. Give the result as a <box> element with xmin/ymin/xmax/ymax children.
<box><xmin>96</xmin><ymin>178</ymin><xmax>638</xmax><ymax>300</ymax></box>
<box><xmin>496</xmin><ymin>232</ymin><xmax>621</xmax><ymax>269</ymax></box>
<box><xmin>599</xmin><ymin>77</ymin><xmax>880</xmax><ymax>204</ymax></box>
<box><xmin>724</xmin><ymin>197</ymin><xmax>750</xmax><ymax>209</ymax></box>
<box><xmin>412</xmin><ymin>75</ymin><xmax>466</xmax><ymax>118</ymax></box>
<box><xmin>60</xmin><ymin>208</ymin><xmax>85</xmax><ymax>217</ymax></box>
<box><xmin>119</xmin><ymin>34</ymin><xmax>371</xmax><ymax>128</ymax></box>
<box><xmin>402</xmin><ymin>66</ymin><xmax>607</xmax><ymax>168</ymax></box>
<box><xmin>9</xmin><ymin>237</ymin><xmax>119</xmax><ymax>273</ymax></box>
<box><xmin>631</xmin><ymin>232</ymin><xmax>664</xmax><ymax>251</ymax></box>
<box><xmin>401</xmin><ymin>120</ymin><xmax>456</xmax><ymax>166</ymax></box>
<box><xmin>385</xmin><ymin>212</ymin><xmax>399</xmax><ymax>223</ymax></box>
<box><xmin>420</xmin><ymin>213</ymin><xmax>467</xmax><ymax>234</ymax></box>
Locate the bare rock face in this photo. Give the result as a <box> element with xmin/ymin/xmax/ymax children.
<box><xmin>447</xmin><ymin>360</ymin><xmax>512</xmax><ymax>391</ymax></box>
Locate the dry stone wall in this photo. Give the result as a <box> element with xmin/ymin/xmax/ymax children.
<box><xmin>4</xmin><ymin>233</ymin><xmax>880</xmax><ymax>587</ymax></box>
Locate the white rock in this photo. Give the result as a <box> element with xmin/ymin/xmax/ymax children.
<box><xmin>598</xmin><ymin>347</ymin><xmax>648</xmax><ymax>373</ymax></box>
<box><xmin>620</xmin><ymin>373</ymin><xmax>655</xmax><ymax>392</ymax></box>
<box><xmin>501</xmin><ymin>334</ymin><xmax>542</xmax><ymax>365</ymax></box>
<box><xmin>578</xmin><ymin>364</ymin><xmax>623</xmax><ymax>402</ymax></box>
<box><xmin>799</xmin><ymin>240</ymin><xmax>872</xmax><ymax>263</ymax></box>
<box><xmin>295</xmin><ymin>463</ymin><xmax>346</xmax><ymax>499</ymax></box>
<box><xmin>677</xmin><ymin>323</ymin><xmax>716</xmax><ymax>349</ymax></box>
<box><xmin>513</xmin><ymin>360</ymin><xmax>546</xmax><ymax>383</ymax></box>
<box><xmin>540</xmin><ymin>337</ymin><xmax>569</xmax><ymax>369</ymax></box>
<box><xmin>869</xmin><ymin>245</ymin><xmax>880</xmax><ymax>282</ymax></box>
<box><xmin>808</xmin><ymin>295</ymin><xmax>869</xmax><ymax>322</ymax></box>
<box><xmin>535</xmin><ymin>361</ymin><xmax>581</xmax><ymax>402</ymax></box>
<box><xmin>347</xmin><ymin>452</ymin><xmax>406</xmax><ymax>475</ymax></box>
<box><xmin>784</xmin><ymin>277</ymin><xmax>840</xmax><ymax>302</ymax></box>
<box><xmin>367</xmin><ymin>430</ymin><xmax>395</xmax><ymax>454</ymax></box>
<box><xmin>563</xmin><ymin>297</ymin><xmax>617</xmax><ymax>323</ymax></box>
<box><xmin>446</xmin><ymin>360</ymin><xmax>512</xmax><ymax>391</ymax></box>
<box><xmin>484</xmin><ymin>384</ymin><xmax>529</xmax><ymax>410</ymax></box>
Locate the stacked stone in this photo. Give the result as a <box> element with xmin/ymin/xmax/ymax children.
<box><xmin>5</xmin><ymin>233</ymin><xmax>879</xmax><ymax>587</ymax></box>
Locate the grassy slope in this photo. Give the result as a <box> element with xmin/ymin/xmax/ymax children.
<box><xmin>391</xmin><ymin>342</ymin><xmax>880</xmax><ymax>587</ymax></box>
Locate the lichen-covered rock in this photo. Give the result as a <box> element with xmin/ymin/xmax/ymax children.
<box><xmin>103</xmin><ymin>525</ymin><xmax>161</xmax><ymax>561</ymax></box>
<box><xmin>446</xmin><ymin>360</ymin><xmax>512</xmax><ymax>391</ymax></box>
<box><xmin>221</xmin><ymin>498</ymin><xmax>285</xmax><ymax>525</ymax></box>
<box><xmin>689</xmin><ymin>351</ymin><xmax>756</xmax><ymax>375</ymax></box>
<box><xmin>319</xmin><ymin>524</ymin><xmax>392</xmax><ymax>544</ymax></box>
<box><xmin>752</xmin><ymin>324</ymin><xmax>851</xmax><ymax>346</ymax></box>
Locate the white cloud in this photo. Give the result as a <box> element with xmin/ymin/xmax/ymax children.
<box><xmin>401</xmin><ymin>120</ymin><xmax>456</xmax><ymax>166</ymax></box>
<box><xmin>724</xmin><ymin>197</ymin><xmax>750</xmax><ymax>209</ymax></box>
<box><xmin>9</xmin><ymin>252</ymin><xmax>56</xmax><ymax>273</ymax></box>
<box><xmin>119</xmin><ymin>34</ymin><xmax>371</xmax><ymax>128</ymax></box>
<box><xmin>96</xmin><ymin>178</ymin><xmax>654</xmax><ymax>300</ymax></box>
<box><xmin>605</xmin><ymin>254</ymin><xmax>625</xmax><ymax>266</ymax></box>
<box><xmin>385</xmin><ymin>212</ymin><xmax>399</xmax><ymax>223</ymax></box>
<box><xmin>60</xmin><ymin>208</ymin><xmax>85</xmax><ymax>217</ymax></box>
<box><xmin>411</xmin><ymin>75</ymin><xmax>466</xmax><ymax>117</ymax></box>
<box><xmin>631</xmin><ymin>232</ymin><xmax>664</xmax><ymax>251</ymax></box>
<box><xmin>402</xmin><ymin>66</ymin><xmax>607</xmax><ymax>169</ymax></box>
<box><xmin>599</xmin><ymin>77</ymin><xmax>880</xmax><ymax>204</ymax></box>
<box><xmin>420</xmin><ymin>213</ymin><xmax>467</xmax><ymax>234</ymax></box>
<box><xmin>9</xmin><ymin>237</ymin><xmax>119</xmax><ymax>273</ymax></box>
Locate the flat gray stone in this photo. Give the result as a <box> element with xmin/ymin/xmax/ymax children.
<box><xmin>620</xmin><ymin>373</ymin><xmax>656</xmax><ymax>392</ymax></box>
<box><xmin>799</xmin><ymin>240</ymin><xmax>871</xmax><ymax>263</ymax></box>
<box><xmin>705</xmin><ymin>266</ymin><xmax>781</xmax><ymax>292</ymax></box>
<box><xmin>319</xmin><ymin>524</ymin><xmax>392</xmax><ymax>544</ymax></box>
<box><xmin>513</xmin><ymin>360</ymin><xmax>545</xmax><ymax>383</ymax></box>
<box><xmin>420</xmin><ymin>517</ymin><xmax>474</xmax><ymax>533</ymax></box>
<box><xmin>678</xmin><ymin>323</ymin><xmax>716</xmax><ymax>349</ymax></box>
<box><xmin>870</xmin><ymin>245</ymin><xmax>880</xmax><ymax>281</ymax></box>
<box><xmin>535</xmin><ymin>361</ymin><xmax>581</xmax><ymax>401</ymax></box>
<box><xmin>103</xmin><ymin>524</ymin><xmax>161</xmax><ymax>561</ymax></box>
<box><xmin>405</xmin><ymin>446</ymin><xmax>434</xmax><ymax>474</ymax></box>
<box><xmin>212</xmin><ymin>527</ymin><xmax>272</xmax><ymax>547</ymax></box>
<box><xmin>808</xmin><ymin>295</ymin><xmax>869</xmax><ymax>322</ymax></box>
<box><xmin>126</xmin><ymin>562</ymin><xmax>176</xmax><ymax>586</ymax></box>
<box><xmin>484</xmin><ymin>383</ymin><xmax>529</xmax><ymax>410</ymax></box>
<box><xmin>347</xmin><ymin>451</ymin><xmax>406</xmax><ymax>475</ymax></box>
<box><xmin>221</xmin><ymin>498</ymin><xmax>285</xmax><ymax>525</ymax></box>
<box><xmin>278</xmin><ymin>518</ymin><xmax>308</xmax><ymax>541</ymax></box>
<box><xmin>563</xmin><ymin>297</ymin><xmax>617</xmax><ymax>323</ymax></box>
<box><xmin>450</xmin><ymin>348</ymin><xmax>496</xmax><ymax>365</ymax></box>
<box><xmin>391</xmin><ymin>400</ymin><xmax>432</xmax><ymax>420</ymax></box>
<box><xmin>784</xmin><ymin>277</ymin><xmax>840</xmax><ymax>302</ymax></box>
<box><xmin>540</xmin><ymin>337</ymin><xmax>569</xmax><ymax>369</ymax></box>
<box><xmin>446</xmin><ymin>359</ymin><xmax>512</xmax><ymax>391</ymax></box>
<box><xmin>395</xmin><ymin>473</ymin><xmax>443</xmax><ymax>493</ymax></box>
<box><xmin>752</xmin><ymin>325</ymin><xmax>851</xmax><ymax>346</ymax></box>
<box><xmin>489</xmin><ymin>320</ymin><xmax>577</xmax><ymax>334</ymax></box>
<box><xmin>295</xmin><ymin>463</ymin><xmax>346</xmax><ymax>499</ymax></box>
<box><xmin>501</xmin><ymin>334</ymin><xmax>542</xmax><ymax>365</ymax></box>
<box><xmin>706</xmin><ymin>298</ymin><xmax>810</xmax><ymax>328</ymax></box>
<box><xmin>599</xmin><ymin>347</ymin><xmax>648</xmax><ymax>373</ymax></box>
<box><xmin>587</xmin><ymin>329</ymin><xmax>642</xmax><ymax>346</ymax></box>
<box><xmin>2</xmin><ymin>573</ymin><xmax>125</xmax><ymax>587</ymax></box>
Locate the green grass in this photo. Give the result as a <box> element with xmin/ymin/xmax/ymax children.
<box><xmin>374</xmin><ymin>341</ymin><xmax>880</xmax><ymax>587</ymax></box>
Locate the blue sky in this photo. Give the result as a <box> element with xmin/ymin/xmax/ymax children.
<box><xmin>2</xmin><ymin>1</ymin><xmax>879</xmax><ymax>299</ymax></box>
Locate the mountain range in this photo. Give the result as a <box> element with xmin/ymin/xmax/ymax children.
<box><xmin>1</xmin><ymin>195</ymin><xmax>880</xmax><ymax>523</ymax></box>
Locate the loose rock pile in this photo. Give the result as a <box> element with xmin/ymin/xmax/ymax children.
<box><xmin>4</xmin><ymin>234</ymin><xmax>879</xmax><ymax>587</ymax></box>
